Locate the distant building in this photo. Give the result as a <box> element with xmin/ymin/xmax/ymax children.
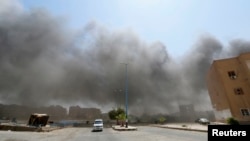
<box><xmin>0</xmin><ymin>104</ymin><xmax>102</xmax><ymax>121</ymax></box>
<box><xmin>0</xmin><ymin>104</ymin><xmax>67</xmax><ymax>120</ymax></box>
<box><xmin>206</xmin><ymin>52</ymin><xmax>250</xmax><ymax>123</ymax></box>
<box><xmin>68</xmin><ymin>106</ymin><xmax>101</xmax><ymax>119</ymax></box>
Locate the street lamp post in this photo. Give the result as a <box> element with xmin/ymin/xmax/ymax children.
<box><xmin>121</xmin><ymin>63</ymin><xmax>129</xmax><ymax>128</ymax></box>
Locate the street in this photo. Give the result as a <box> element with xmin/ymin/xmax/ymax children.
<box><xmin>0</xmin><ymin>126</ymin><xmax>207</xmax><ymax>141</ymax></box>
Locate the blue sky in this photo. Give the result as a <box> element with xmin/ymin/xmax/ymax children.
<box><xmin>20</xmin><ymin>0</ymin><xmax>250</xmax><ymax>58</ymax></box>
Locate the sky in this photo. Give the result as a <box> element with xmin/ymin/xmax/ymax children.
<box><xmin>20</xmin><ymin>0</ymin><xmax>250</xmax><ymax>58</ymax></box>
<box><xmin>1</xmin><ymin>0</ymin><xmax>250</xmax><ymax>115</ymax></box>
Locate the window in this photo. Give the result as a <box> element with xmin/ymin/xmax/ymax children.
<box><xmin>234</xmin><ymin>88</ymin><xmax>244</xmax><ymax>95</ymax></box>
<box><xmin>241</xmin><ymin>109</ymin><xmax>250</xmax><ymax>116</ymax></box>
<box><xmin>228</xmin><ymin>71</ymin><xmax>237</xmax><ymax>79</ymax></box>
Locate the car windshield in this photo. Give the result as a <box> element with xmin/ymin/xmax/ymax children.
<box><xmin>94</xmin><ymin>121</ymin><xmax>103</xmax><ymax>124</ymax></box>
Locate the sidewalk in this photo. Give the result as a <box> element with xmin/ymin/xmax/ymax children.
<box><xmin>112</xmin><ymin>123</ymin><xmax>208</xmax><ymax>132</ymax></box>
<box><xmin>151</xmin><ymin>123</ymin><xmax>208</xmax><ymax>132</ymax></box>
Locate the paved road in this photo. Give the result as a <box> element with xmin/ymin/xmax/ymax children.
<box><xmin>0</xmin><ymin>126</ymin><xmax>207</xmax><ymax>141</ymax></box>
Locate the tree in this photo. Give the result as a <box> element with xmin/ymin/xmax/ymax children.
<box><xmin>158</xmin><ymin>116</ymin><xmax>166</xmax><ymax>124</ymax></box>
<box><xmin>226</xmin><ymin>117</ymin><xmax>239</xmax><ymax>125</ymax></box>
<box><xmin>116</xmin><ymin>107</ymin><xmax>125</xmax><ymax>116</ymax></box>
<box><xmin>108</xmin><ymin>107</ymin><xmax>125</xmax><ymax>125</ymax></box>
<box><xmin>116</xmin><ymin>113</ymin><xmax>126</xmax><ymax>127</ymax></box>
<box><xmin>108</xmin><ymin>108</ymin><xmax>117</xmax><ymax>120</ymax></box>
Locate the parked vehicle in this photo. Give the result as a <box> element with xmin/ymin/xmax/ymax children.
<box><xmin>195</xmin><ymin>118</ymin><xmax>210</xmax><ymax>125</ymax></box>
<box><xmin>93</xmin><ymin>119</ymin><xmax>103</xmax><ymax>131</ymax></box>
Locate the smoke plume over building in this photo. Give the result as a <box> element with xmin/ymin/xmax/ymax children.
<box><xmin>1</xmin><ymin>0</ymin><xmax>250</xmax><ymax>115</ymax></box>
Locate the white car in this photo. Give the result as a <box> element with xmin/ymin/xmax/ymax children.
<box><xmin>93</xmin><ymin>119</ymin><xmax>103</xmax><ymax>131</ymax></box>
<box><xmin>195</xmin><ymin>118</ymin><xmax>210</xmax><ymax>125</ymax></box>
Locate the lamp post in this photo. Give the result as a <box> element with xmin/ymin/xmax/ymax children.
<box><xmin>121</xmin><ymin>63</ymin><xmax>128</xmax><ymax>128</ymax></box>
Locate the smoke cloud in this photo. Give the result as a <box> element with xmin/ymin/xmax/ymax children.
<box><xmin>1</xmin><ymin>1</ymin><xmax>250</xmax><ymax>115</ymax></box>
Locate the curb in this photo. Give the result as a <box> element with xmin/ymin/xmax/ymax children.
<box><xmin>112</xmin><ymin>126</ymin><xmax>138</xmax><ymax>131</ymax></box>
<box><xmin>150</xmin><ymin>125</ymin><xmax>208</xmax><ymax>132</ymax></box>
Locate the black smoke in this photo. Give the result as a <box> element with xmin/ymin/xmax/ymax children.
<box><xmin>1</xmin><ymin>1</ymin><xmax>250</xmax><ymax>115</ymax></box>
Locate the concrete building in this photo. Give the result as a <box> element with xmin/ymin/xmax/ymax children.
<box><xmin>206</xmin><ymin>52</ymin><xmax>250</xmax><ymax>123</ymax></box>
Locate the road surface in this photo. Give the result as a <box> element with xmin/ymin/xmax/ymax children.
<box><xmin>0</xmin><ymin>126</ymin><xmax>207</xmax><ymax>141</ymax></box>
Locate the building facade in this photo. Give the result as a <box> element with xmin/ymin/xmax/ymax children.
<box><xmin>206</xmin><ymin>52</ymin><xmax>250</xmax><ymax>123</ymax></box>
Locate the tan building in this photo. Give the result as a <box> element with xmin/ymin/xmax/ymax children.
<box><xmin>206</xmin><ymin>52</ymin><xmax>250</xmax><ymax>123</ymax></box>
